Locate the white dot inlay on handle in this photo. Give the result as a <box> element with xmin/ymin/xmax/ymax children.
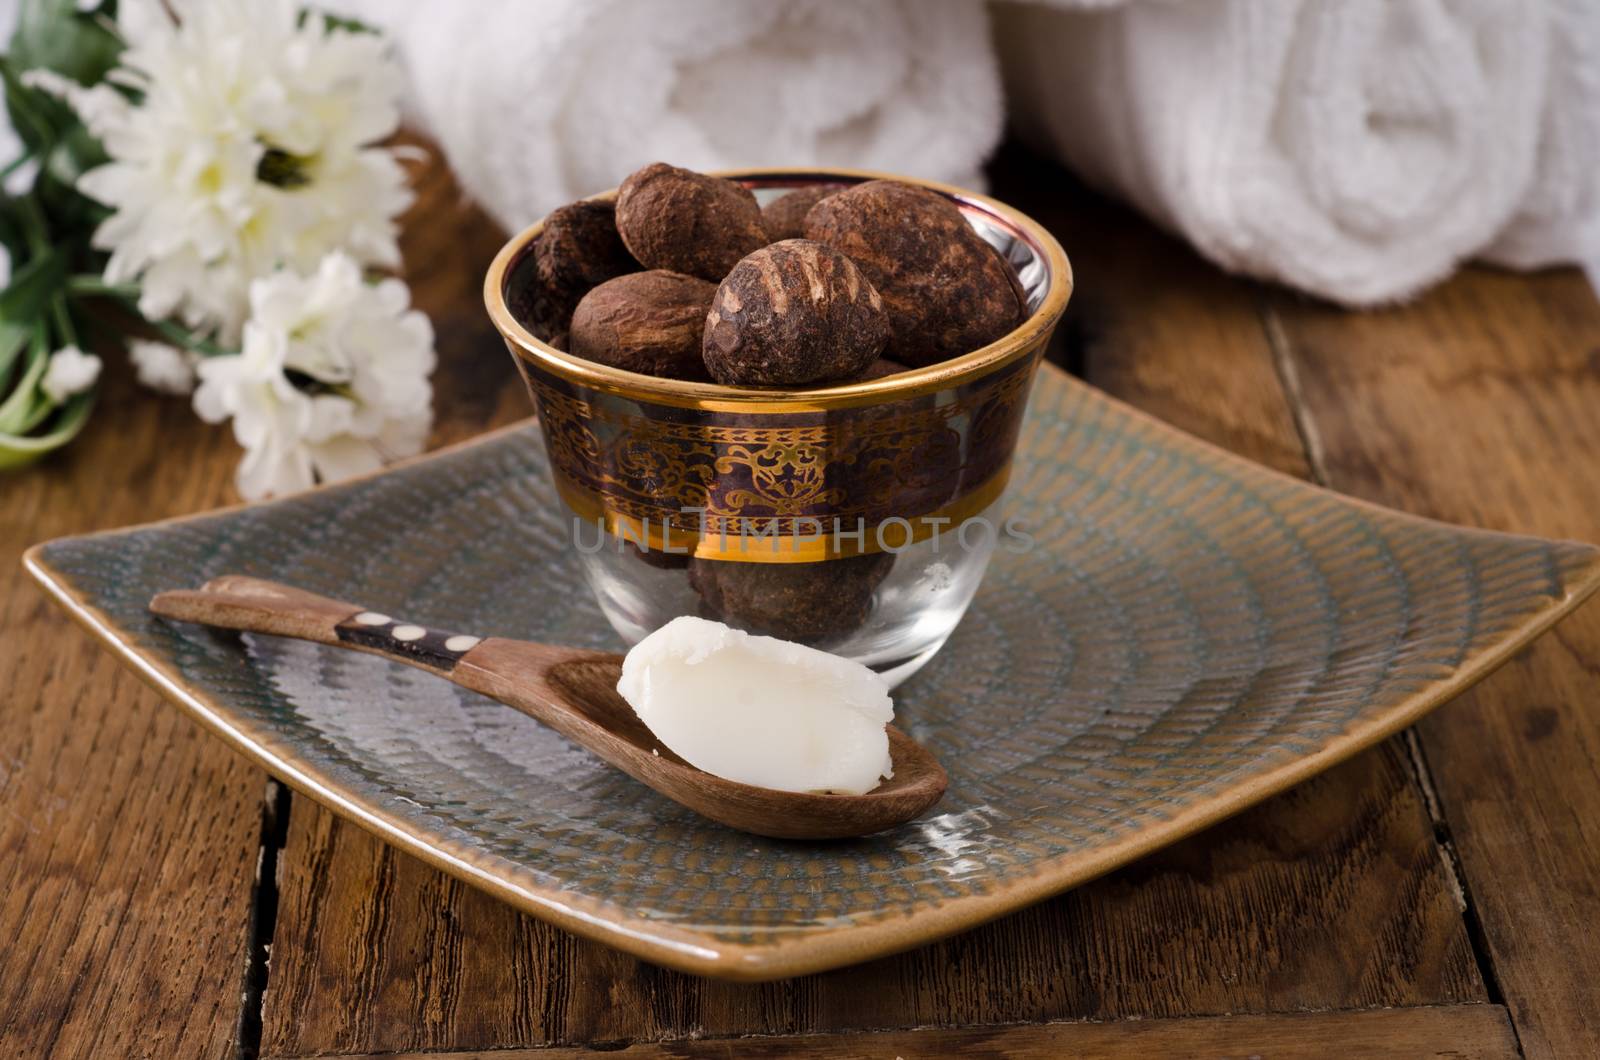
<box><xmin>354</xmin><ymin>611</ymin><xmax>391</xmax><ymax>626</ymax></box>
<box><xmin>444</xmin><ymin>635</ymin><xmax>482</xmax><ymax>652</ymax></box>
<box><xmin>392</xmin><ymin>624</ymin><xmax>427</xmax><ymax>642</ymax></box>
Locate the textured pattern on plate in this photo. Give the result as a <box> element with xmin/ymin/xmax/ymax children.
<box><xmin>28</xmin><ymin>365</ymin><xmax>1600</xmax><ymax>980</ymax></box>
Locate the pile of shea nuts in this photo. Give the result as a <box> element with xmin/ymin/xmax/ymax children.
<box><xmin>530</xmin><ymin>162</ymin><xmax>1024</xmax><ymax>386</ymax></box>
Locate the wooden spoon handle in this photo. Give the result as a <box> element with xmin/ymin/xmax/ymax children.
<box><xmin>150</xmin><ymin>575</ymin><xmax>486</xmax><ymax>675</ymax></box>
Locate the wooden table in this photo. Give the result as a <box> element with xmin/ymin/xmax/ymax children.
<box><xmin>4</xmin><ymin>141</ymin><xmax>1598</xmax><ymax>1059</ymax></box>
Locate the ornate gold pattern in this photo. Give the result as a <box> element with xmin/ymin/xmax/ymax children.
<box><xmin>519</xmin><ymin>354</ymin><xmax>1038</xmax><ymax>560</ymax></box>
<box><xmin>715</xmin><ymin>443</ymin><xmax>843</xmax><ymax>514</ymax></box>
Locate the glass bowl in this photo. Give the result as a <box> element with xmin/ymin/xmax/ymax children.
<box><xmin>484</xmin><ymin>168</ymin><xmax>1071</xmax><ymax>686</ymax></box>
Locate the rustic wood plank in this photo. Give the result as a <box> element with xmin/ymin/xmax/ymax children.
<box><xmin>1266</xmin><ymin>264</ymin><xmax>1600</xmax><ymax>1059</ymax></box>
<box><xmin>262</xmin><ymin>739</ymin><xmax>1483</xmax><ymax>1056</ymax></box>
<box><xmin>260</xmin><ymin>144</ymin><xmax>1484</xmax><ymax>1056</ymax></box>
<box><xmin>291</xmin><ymin>1004</ymin><xmax>1521</xmax><ymax>1060</ymax></box>
<box><xmin>0</xmin><ymin>324</ymin><xmax>265</xmax><ymax>1057</ymax></box>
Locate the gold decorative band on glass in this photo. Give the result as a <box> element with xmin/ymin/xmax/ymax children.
<box><xmin>515</xmin><ymin>350</ymin><xmax>1042</xmax><ymax>562</ymax></box>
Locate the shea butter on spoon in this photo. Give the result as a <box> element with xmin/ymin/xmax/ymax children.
<box><xmin>151</xmin><ymin>576</ymin><xmax>946</xmax><ymax>837</ymax></box>
<box><xmin>617</xmin><ymin>616</ymin><xmax>894</xmax><ymax>796</ymax></box>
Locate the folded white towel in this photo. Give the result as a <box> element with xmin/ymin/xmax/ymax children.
<box><xmin>331</xmin><ymin>0</ymin><xmax>1003</xmax><ymax>233</ymax></box>
<box><xmin>995</xmin><ymin>0</ymin><xmax>1596</xmax><ymax>305</ymax></box>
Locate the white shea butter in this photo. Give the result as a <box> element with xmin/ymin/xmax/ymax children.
<box><xmin>616</xmin><ymin>616</ymin><xmax>895</xmax><ymax>796</ymax></box>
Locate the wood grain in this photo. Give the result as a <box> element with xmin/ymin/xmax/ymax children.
<box><xmin>0</xmin><ymin>325</ymin><xmax>264</xmax><ymax>1057</ymax></box>
<box><xmin>151</xmin><ymin>575</ymin><xmax>372</xmax><ymax>645</ymax></box>
<box><xmin>262</xmin><ymin>736</ymin><xmax>1484</xmax><ymax>1056</ymax></box>
<box><xmin>1267</xmin><ymin>264</ymin><xmax>1600</xmax><ymax>1059</ymax></box>
<box><xmin>304</xmin><ymin>1005</ymin><xmax>1519</xmax><ymax>1060</ymax></box>
<box><xmin>259</xmin><ymin>145</ymin><xmax>1484</xmax><ymax>1056</ymax></box>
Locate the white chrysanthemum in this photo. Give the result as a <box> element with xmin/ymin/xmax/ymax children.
<box><xmin>39</xmin><ymin>0</ymin><xmax>410</xmax><ymax>342</ymax></box>
<box><xmin>41</xmin><ymin>346</ymin><xmax>103</xmax><ymax>402</ymax></box>
<box><xmin>129</xmin><ymin>340</ymin><xmax>197</xmax><ymax>395</ymax></box>
<box><xmin>193</xmin><ymin>253</ymin><xmax>434</xmax><ymax>500</ymax></box>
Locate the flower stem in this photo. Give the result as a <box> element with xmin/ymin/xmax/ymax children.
<box><xmin>0</xmin><ymin>151</ymin><xmax>32</xmax><ymax>182</ymax></box>
<box><xmin>50</xmin><ymin>293</ymin><xmax>78</xmax><ymax>350</ymax></box>
<box><xmin>16</xmin><ymin>195</ymin><xmax>50</xmax><ymax>257</ymax></box>
<box><xmin>147</xmin><ymin>315</ymin><xmax>231</xmax><ymax>357</ymax></box>
<box><xmin>67</xmin><ymin>275</ymin><xmax>141</xmax><ymax>299</ymax></box>
<box><xmin>92</xmin><ymin>288</ymin><xmax>233</xmax><ymax>356</ymax></box>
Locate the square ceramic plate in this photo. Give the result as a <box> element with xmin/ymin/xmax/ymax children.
<box><xmin>26</xmin><ymin>363</ymin><xmax>1600</xmax><ymax>981</ymax></box>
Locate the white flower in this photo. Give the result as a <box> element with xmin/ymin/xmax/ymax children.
<box><xmin>41</xmin><ymin>346</ymin><xmax>103</xmax><ymax>403</ymax></box>
<box><xmin>34</xmin><ymin>0</ymin><xmax>410</xmax><ymax>343</ymax></box>
<box><xmin>193</xmin><ymin>253</ymin><xmax>434</xmax><ymax>500</ymax></box>
<box><xmin>129</xmin><ymin>340</ymin><xmax>197</xmax><ymax>395</ymax></box>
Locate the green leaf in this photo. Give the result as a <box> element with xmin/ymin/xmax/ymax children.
<box><xmin>301</xmin><ymin>8</ymin><xmax>378</xmax><ymax>35</ymax></box>
<box><xmin>5</xmin><ymin>379</ymin><xmax>54</xmax><ymax>433</ymax></box>
<box><xmin>10</xmin><ymin>0</ymin><xmax>125</xmax><ymax>87</ymax></box>
<box><xmin>36</xmin><ymin>133</ymin><xmax>113</xmax><ymax>236</ymax></box>
<box><xmin>0</xmin><ymin>247</ymin><xmax>65</xmax><ymax>380</ymax></box>
<box><xmin>0</xmin><ymin>328</ymin><xmax>49</xmax><ymax>432</ymax></box>
<box><xmin>0</xmin><ymin>55</ymin><xmax>67</xmax><ymax>155</ymax></box>
<box><xmin>43</xmin><ymin>121</ymin><xmax>108</xmax><ymax>186</ymax></box>
<box><xmin>3</xmin><ymin>0</ymin><xmax>124</xmax><ymax>156</ymax></box>
<box><xmin>0</xmin><ymin>195</ymin><xmax>28</xmax><ymax>268</ymax></box>
<box><xmin>0</xmin><ymin>387</ymin><xmax>94</xmax><ymax>470</ymax></box>
<box><xmin>14</xmin><ymin>189</ymin><xmax>50</xmax><ymax>254</ymax></box>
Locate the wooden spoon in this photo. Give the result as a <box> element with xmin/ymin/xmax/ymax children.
<box><xmin>149</xmin><ymin>575</ymin><xmax>947</xmax><ymax>840</ymax></box>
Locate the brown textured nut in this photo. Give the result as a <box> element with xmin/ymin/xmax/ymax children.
<box><xmin>760</xmin><ymin>185</ymin><xmax>842</xmax><ymax>241</ymax></box>
<box><xmin>688</xmin><ymin>552</ymin><xmax>895</xmax><ymax>642</ymax></box>
<box><xmin>858</xmin><ymin>357</ymin><xmax>910</xmax><ymax>380</ymax></box>
<box><xmin>568</xmin><ymin>271</ymin><xmax>717</xmax><ymax>380</ymax></box>
<box><xmin>995</xmin><ymin>239</ymin><xmax>1030</xmax><ymax>314</ymax></box>
<box><xmin>702</xmin><ymin>240</ymin><xmax>889</xmax><ymax>386</ymax></box>
<box><xmin>506</xmin><ymin>268</ymin><xmax>567</xmax><ymax>348</ymax></box>
<box><xmin>533</xmin><ymin>200</ymin><xmax>636</xmax><ymax>314</ymax></box>
<box><xmin>615</xmin><ymin>162</ymin><xmax>769</xmax><ymax>281</ymax></box>
<box><xmin>804</xmin><ymin>180</ymin><xmax>1024</xmax><ymax>366</ymax></box>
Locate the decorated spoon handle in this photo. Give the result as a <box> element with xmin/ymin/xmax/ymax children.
<box><xmin>149</xmin><ymin>575</ymin><xmax>486</xmax><ymax>674</ymax></box>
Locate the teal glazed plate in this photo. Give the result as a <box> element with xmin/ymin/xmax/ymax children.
<box><xmin>25</xmin><ymin>364</ymin><xmax>1600</xmax><ymax>981</ymax></box>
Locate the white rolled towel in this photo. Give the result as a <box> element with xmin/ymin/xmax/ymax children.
<box><xmin>1481</xmin><ymin>0</ymin><xmax>1600</xmax><ymax>269</ymax></box>
<box><xmin>330</xmin><ymin>0</ymin><xmax>1003</xmax><ymax>233</ymax></box>
<box><xmin>994</xmin><ymin>0</ymin><xmax>1583</xmax><ymax>305</ymax></box>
